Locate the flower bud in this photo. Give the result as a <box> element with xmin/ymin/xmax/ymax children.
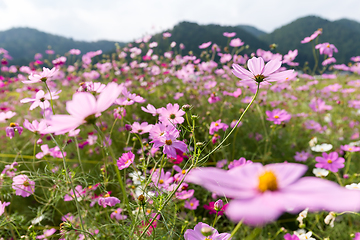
<box><xmin>181</xmin><ymin>104</ymin><xmax>192</xmax><ymax>112</ymax></box>
<box><xmin>214</xmin><ymin>199</ymin><xmax>223</xmax><ymax>211</ymax></box>
<box><xmin>201</xmin><ymin>226</ymin><xmax>213</xmax><ymax>237</ymax></box>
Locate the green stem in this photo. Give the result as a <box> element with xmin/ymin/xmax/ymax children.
<box><xmin>44</xmin><ymin>82</ymin><xmax>55</xmax><ymax>115</ymax></box>
<box><xmin>94</xmin><ymin>124</ymin><xmax>132</xmax><ymax>221</ymax></box>
<box><xmin>333</xmin><ymin>172</ymin><xmax>343</xmax><ymax>187</ymax></box>
<box><xmin>199</xmin><ymin>83</ymin><xmax>260</xmax><ymax>163</ymax></box>
<box><xmin>74</xmin><ymin>137</ymin><xmax>84</xmax><ymax>173</ymax></box>
<box><xmin>229</xmin><ymin>220</ymin><xmax>243</xmax><ymax>239</ymax></box>
<box><xmin>344</xmin><ymin>152</ymin><xmax>352</xmax><ymax>176</ymax></box>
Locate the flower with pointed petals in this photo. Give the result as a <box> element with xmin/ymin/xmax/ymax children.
<box><xmin>0</xmin><ymin>111</ymin><xmax>16</xmax><ymax>122</ymax></box>
<box><xmin>185</xmin><ymin>197</ymin><xmax>199</xmax><ymax>210</ymax></box>
<box><xmin>23</xmin><ymin>119</ymin><xmax>47</xmax><ymax>134</ymax></box>
<box><xmin>43</xmin><ymin>82</ymin><xmax>123</xmax><ymax>135</ymax></box>
<box><xmin>184</xmin><ymin>222</ymin><xmax>231</xmax><ymax>240</ymax></box>
<box><xmin>232</xmin><ymin>57</ymin><xmax>294</xmax><ymax>84</ymax></box>
<box><xmin>6</xmin><ymin>122</ymin><xmax>23</xmax><ymax>139</ymax></box>
<box><xmin>187</xmin><ymin>162</ymin><xmax>360</xmax><ymax>225</ymax></box>
<box><xmin>20</xmin><ymin>90</ymin><xmax>61</xmax><ymax>110</ymax></box>
<box><xmin>110</xmin><ymin>208</ymin><xmax>127</xmax><ymax>221</ymax></box>
<box><xmin>315</xmin><ymin>152</ymin><xmax>345</xmax><ymax>172</ymax></box>
<box><xmin>98</xmin><ymin>194</ymin><xmax>120</xmax><ymax>208</ymax></box>
<box><xmin>12</xmin><ymin>174</ymin><xmax>35</xmax><ymax>197</ymax></box>
<box><xmin>151</xmin><ymin>130</ymin><xmax>187</xmax><ymax>159</ymax></box>
<box><xmin>22</xmin><ymin>67</ymin><xmax>59</xmax><ymax>84</ymax></box>
<box><xmin>266</xmin><ymin>109</ymin><xmax>291</xmax><ymax>124</ymax></box>
<box><xmin>199</xmin><ymin>41</ymin><xmax>212</xmax><ymax>49</ymax></box>
<box><xmin>158</xmin><ymin>103</ymin><xmax>185</xmax><ymax>126</ymax></box>
<box><xmin>0</xmin><ymin>201</ymin><xmax>10</xmax><ymax>216</ymax></box>
<box><xmin>117</xmin><ymin>151</ymin><xmax>135</xmax><ymax>170</ymax></box>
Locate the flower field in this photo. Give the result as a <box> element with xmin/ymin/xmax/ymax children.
<box><xmin>0</xmin><ymin>29</ymin><xmax>360</xmax><ymax>239</ymax></box>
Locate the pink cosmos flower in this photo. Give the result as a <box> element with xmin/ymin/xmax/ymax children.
<box><xmin>340</xmin><ymin>145</ymin><xmax>360</xmax><ymax>152</ymax></box>
<box><xmin>117</xmin><ymin>151</ymin><xmax>135</xmax><ymax>170</ymax></box>
<box><xmin>309</xmin><ymin>98</ymin><xmax>332</xmax><ymax>112</ymax></box>
<box><xmin>322</xmin><ymin>57</ymin><xmax>336</xmax><ymax>66</ymax></box>
<box><xmin>223</xmin><ymin>32</ymin><xmax>236</xmax><ymax>38</ymax></box>
<box><xmin>22</xmin><ymin>67</ymin><xmax>59</xmax><ymax>84</ymax></box>
<box><xmin>6</xmin><ymin>122</ymin><xmax>23</xmax><ymax>139</ymax></box>
<box><xmin>230</xmin><ymin>38</ymin><xmax>244</xmax><ymax>47</ymax></box>
<box><xmin>0</xmin><ymin>201</ymin><xmax>10</xmax><ymax>216</ymax></box>
<box><xmin>184</xmin><ymin>197</ymin><xmax>199</xmax><ymax>210</ymax></box>
<box><xmin>184</xmin><ymin>222</ymin><xmax>231</xmax><ymax>240</ymax></box>
<box><xmin>0</xmin><ymin>111</ymin><xmax>16</xmax><ymax>122</ymax></box>
<box><xmin>294</xmin><ymin>151</ymin><xmax>311</xmax><ymax>162</ymax></box>
<box><xmin>315</xmin><ymin>152</ymin><xmax>345</xmax><ymax>172</ymax></box>
<box><xmin>315</xmin><ymin>43</ymin><xmax>338</xmax><ymax>57</ymax></box>
<box><xmin>354</xmin><ymin>232</ymin><xmax>360</xmax><ymax>240</ymax></box>
<box><xmin>284</xmin><ymin>233</ymin><xmax>300</xmax><ymax>240</ymax></box>
<box><xmin>115</xmin><ymin>88</ymin><xmax>146</xmax><ymax>106</ymax></box>
<box><xmin>209</xmin><ymin>119</ymin><xmax>228</xmax><ymax>135</ymax></box>
<box><xmin>141</xmin><ymin>104</ymin><xmax>159</xmax><ymax>116</ymax></box>
<box><xmin>175</xmin><ymin>189</ymin><xmax>194</xmax><ymax>200</ymax></box>
<box><xmin>44</xmin><ymin>82</ymin><xmax>123</xmax><ymax>135</ymax></box>
<box><xmin>110</xmin><ymin>208</ymin><xmax>127</xmax><ymax>221</ymax></box>
<box><xmin>98</xmin><ymin>194</ymin><xmax>120</xmax><ymax>208</ymax></box>
<box><xmin>64</xmin><ymin>185</ymin><xmax>85</xmax><ymax>201</ymax></box>
<box><xmin>23</xmin><ymin>119</ymin><xmax>47</xmax><ymax>134</ymax></box>
<box><xmin>20</xmin><ymin>90</ymin><xmax>61</xmax><ymax>110</ymax></box>
<box><xmin>228</xmin><ymin>157</ymin><xmax>252</xmax><ymax>169</ymax></box>
<box><xmin>12</xmin><ymin>174</ymin><xmax>35</xmax><ymax>197</ymax></box>
<box><xmin>151</xmin><ymin>129</ymin><xmax>187</xmax><ymax>159</ymax></box>
<box><xmin>131</xmin><ymin>122</ymin><xmax>153</xmax><ymax>135</ymax></box>
<box><xmin>187</xmin><ymin>163</ymin><xmax>360</xmax><ymax>225</ymax></box>
<box><xmin>232</xmin><ymin>57</ymin><xmax>294</xmax><ymax>84</ymax></box>
<box><xmin>151</xmin><ymin>169</ymin><xmax>174</xmax><ymax>190</ymax></box>
<box><xmin>199</xmin><ymin>41</ymin><xmax>212</xmax><ymax>49</ymax></box>
<box><xmin>158</xmin><ymin>103</ymin><xmax>185</xmax><ymax>126</ymax></box>
<box><xmin>266</xmin><ymin>109</ymin><xmax>291</xmax><ymax>124</ymax></box>
<box><xmin>2</xmin><ymin>161</ymin><xmax>18</xmax><ymax>177</ymax></box>
<box><xmin>36</xmin><ymin>228</ymin><xmax>56</xmax><ymax>239</ymax></box>
<box><xmin>300</xmin><ymin>29</ymin><xmax>322</xmax><ymax>43</ymax></box>
<box><xmin>69</xmin><ymin>49</ymin><xmax>81</xmax><ymax>55</ymax></box>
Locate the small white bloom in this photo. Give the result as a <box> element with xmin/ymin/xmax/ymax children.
<box><xmin>324</xmin><ymin>212</ymin><xmax>336</xmax><ymax>227</ymax></box>
<box><xmin>345</xmin><ymin>183</ymin><xmax>360</xmax><ymax>190</ymax></box>
<box><xmin>309</xmin><ymin>137</ymin><xmax>318</xmax><ymax>147</ymax></box>
<box><xmin>311</xmin><ymin>143</ymin><xmax>333</xmax><ymax>152</ymax></box>
<box><xmin>296</xmin><ymin>208</ymin><xmax>309</xmax><ymax>226</ymax></box>
<box><xmin>295</xmin><ymin>230</ymin><xmax>316</xmax><ymax>240</ymax></box>
<box><xmin>129</xmin><ymin>171</ymin><xmax>145</xmax><ymax>185</ymax></box>
<box><xmin>313</xmin><ymin>168</ymin><xmax>329</xmax><ymax>177</ymax></box>
<box><xmin>349</xmin><ymin>140</ymin><xmax>360</xmax><ymax>146</ymax></box>
<box><xmin>31</xmin><ymin>215</ymin><xmax>44</xmax><ymax>225</ymax></box>
<box><xmin>324</xmin><ymin>113</ymin><xmax>331</xmax><ymax>123</ymax></box>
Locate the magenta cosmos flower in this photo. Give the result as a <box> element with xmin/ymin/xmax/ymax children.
<box><xmin>187</xmin><ymin>163</ymin><xmax>360</xmax><ymax>225</ymax></box>
<box><xmin>315</xmin><ymin>43</ymin><xmax>338</xmax><ymax>57</ymax></box>
<box><xmin>158</xmin><ymin>103</ymin><xmax>185</xmax><ymax>126</ymax></box>
<box><xmin>44</xmin><ymin>82</ymin><xmax>123</xmax><ymax>135</ymax></box>
<box><xmin>12</xmin><ymin>174</ymin><xmax>35</xmax><ymax>197</ymax></box>
<box><xmin>0</xmin><ymin>201</ymin><xmax>10</xmax><ymax>216</ymax></box>
<box><xmin>266</xmin><ymin>109</ymin><xmax>291</xmax><ymax>124</ymax></box>
<box><xmin>232</xmin><ymin>57</ymin><xmax>294</xmax><ymax>84</ymax></box>
<box><xmin>184</xmin><ymin>222</ymin><xmax>231</xmax><ymax>240</ymax></box>
<box><xmin>315</xmin><ymin>152</ymin><xmax>345</xmax><ymax>172</ymax></box>
<box><xmin>117</xmin><ymin>151</ymin><xmax>135</xmax><ymax>170</ymax></box>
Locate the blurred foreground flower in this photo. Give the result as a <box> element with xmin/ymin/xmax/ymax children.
<box><xmin>187</xmin><ymin>163</ymin><xmax>360</xmax><ymax>225</ymax></box>
<box><xmin>184</xmin><ymin>222</ymin><xmax>231</xmax><ymax>240</ymax></box>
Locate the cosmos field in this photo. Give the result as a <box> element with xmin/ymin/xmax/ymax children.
<box><xmin>0</xmin><ymin>29</ymin><xmax>360</xmax><ymax>239</ymax></box>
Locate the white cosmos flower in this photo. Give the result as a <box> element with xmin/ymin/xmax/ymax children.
<box><xmin>324</xmin><ymin>212</ymin><xmax>336</xmax><ymax>228</ymax></box>
<box><xmin>311</xmin><ymin>143</ymin><xmax>333</xmax><ymax>152</ymax></box>
<box><xmin>313</xmin><ymin>168</ymin><xmax>329</xmax><ymax>177</ymax></box>
<box><xmin>345</xmin><ymin>183</ymin><xmax>360</xmax><ymax>190</ymax></box>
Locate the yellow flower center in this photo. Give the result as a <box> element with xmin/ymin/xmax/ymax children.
<box><xmin>23</xmin><ymin>180</ymin><xmax>30</xmax><ymax>187</ymax></box>
<box><xmin>274</xmin><ymin>115</ymin><xmax>279</xmax><ymax>119</ymax></box>
<box><xmin>159</xmin><ymin>179</ymin><xmax>164</xmax><ymax>184</ymax></box>
<box><xmin>327</xmin><ymin>159</ymin><xmax>332</xmax><ymax>164</ymax></box>
<box><xmin>9</xmin><ymin>122</ymin><xmax>16</xmax><ymax>127</ymax></box>
<box><xmin>165</xmin><ymin>140</ymin><xmax>172</xmax><ymax>145</ymax></box>
<box><xmin>182</xmin><ymin>170</ymin><xmax>186</xmax><ymax>174</ymax></box>
<box><xmin>190</xmin><ymin>203</ymin><xmax>194</xmax><ymax>206</ymax></box>
<box><xmin>258</xmin><ymin>171</ymin><xmax>278</xmax><ymax>192</ymax></box>
<box><xmin>104</xmin><ymin>193</ymin><xmax>110</xmax><ymax>198</ymax></box>
<box><xmin>215</xmin><ymin>123</ymin><xmax>219</xmax><ymax>126</ymax></box>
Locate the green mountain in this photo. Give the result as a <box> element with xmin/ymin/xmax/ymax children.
<box><xmin>259</xmin><ymin>16</ymin><xmax>360</xmax><ymax>66</ymax></box>
<box><xmin>0</xmin><ymin>27</ymin><xmax>125</xmax><ymax>65</ymax></box>
<box><xmin>236</xmin><ymin>24</ymin><xmax>267</xmax><ymax>37</ymax></box>
<box><xmin>149</xmin><ymin>21</ymin><xmax>269</xmax><ymax>57</ymax></box>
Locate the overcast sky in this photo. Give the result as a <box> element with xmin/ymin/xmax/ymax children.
<box><xmin>0</xmin><ymin>0</ymin><xmax>359</xmax><ymax>42</ymax></box>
